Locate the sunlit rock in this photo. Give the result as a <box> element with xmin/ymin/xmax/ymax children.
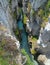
<box><xmin>38</xmin><ymin>54</ymin><xmax>50</xmax><ymax>65</ymax></box>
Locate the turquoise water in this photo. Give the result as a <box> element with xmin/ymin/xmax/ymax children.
<box><xmin>17</xmin><ymin>18</ymin><xmax>38</xmax><ymax>65</ymax></box>
<box><xmin>17</xmin><ymin>20</ymin><xmax>31</xmax><ymax>56</ymax></box>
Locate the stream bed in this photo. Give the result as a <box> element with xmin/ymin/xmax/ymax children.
<box><xmin>17</xmin><ymin>16</ymin><xmax>38</xmax><ymax>65</ymax></box>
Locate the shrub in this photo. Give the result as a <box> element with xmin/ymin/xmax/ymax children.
<box><xmin>21</xmin><ymin>49</ymin><xmax>34</xmax><ymax>65</ymax></box>
<box><xmin>23</xmin><ymin>14</ymin><xmax>28</xmax><ymax>24</ymax></box>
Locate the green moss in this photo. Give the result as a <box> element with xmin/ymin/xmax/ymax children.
<box><xmin>9</xmin><ymin>0</ymin><xmax>12</xmax><ymax>4</ymax></box>
<box><xmin>13</xmin><ymin>27</ymin><xmax>19</xmax><ymax>37</ymax></box>
<box><xmin>15</xmin><ymin>29</ymin><xmax>19</xmax><ymax>35</ymax></box>
<box><xmin>0</xmin><ymin>57</ymin><xmax>9</xmax><ymax>65</ymax></box>
<box><xmin>32</xmin><ymin>37</ymin><xmax>37</xmax><ymax>41</ymax></box>
<box><xmin>21</xmin><ymin>49</ymin><xmax>34</xmax><ymax>65</ymax></box>
<box><xmin>32</xmin><ymin>9</ymin><xmax>35</xmax><ymax>15</ymax></box>
<box><xmin>0</xmin><ymin>47</ymin><xmax>3</xmax><ymax>50</ymax></box>
<box><xmin>38</xmin><ymin>9</ymin><xmax>44</xmax><ymax>17</ymax></box>
<box><xmin>0</xmin><ymin>49</ymin><xmax>17</xmax><ymax>65</ymax></box>
<box><xmin>18</xmin><ymin>8</ymin><xmax>22</xmax><ymax>14</ymax></box>
<box><xmin>45</xmin><ymin>0</ymin><xmax>50</xmax><ymax>16</ymax></box>
<box><xmin>13</xmin><ymin>11</ymin><xmax>17</xmax><ymax>19</ymax></box>
<box><xmin>0</xmin><ymin>56</ymin><xmax>18</xmax><ymax>65</ymax></box>
<box><xmin>0</xmin><ymin>51</ymin><xmax>9</xmax><ymax>65</ymax></box>
<box><xmin>29</xmin><ymin>37</ymin><xmax>38</xmax><ymax>54</ymax></box>
<box><xmin>27</xmin><ymin>2</ymin><xmax>31</xmax><ymax>13</ymax></box>
<box><xmin>31</xmin><ymin>49</ymin><xmax>37</xmax><ymax>55</ymax></box>
<box><xmin>46</xmin><ymin>0</ymin><xmax>50</xmax><ymax>9</ymax></box>
<box><xmin>37</xmin><ymin>0</ymin><xmax>50</xmax><ymax>28</ymax></box>
<box><xmin>1</xmin><ymin>39</ymin><xmax>6</xmax><ymax>47</ymax></box>
<box><xmin>23</xmin><ymin>14</ymin><xmax>28</xmax><ymax>24</ymax></box>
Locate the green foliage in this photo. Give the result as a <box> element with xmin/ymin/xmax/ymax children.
<box><xmin>1</xmin><ymin>39</ymin><xmax>6</xmax><ymax>47</ymax></box>
<box><xmin>13</xmin><ymin>11</ymin><xmax>17</xmax><ymax>19</ymax></box>
<box><xmin>0</xmin><ymin>47</ymin><xmax>17</xmax><ymax>65</ymax></box>
<box><xmin>0</xmin><ymin>58</ymin><xmax>9</xmax><ymax>65</ymax></box>
<box><xmin>30</xmin><ymin>37</ymin><xmax>37</xmax><ymax>54</ymax></box>
<box><xmin>37</xmin><ymin>0</ymin><xmax>50</xmax><ymax>28</ymax></box>
<box><xmin>9</xmin><ymin>0</ymin><xmax>12</xmax><ymax>4</ymax></box>
<box><xmin>46</xmin><ymin>0</ymin><xmax>50</xmax><ymax>9</ymax></box>
<box><xmin>32</xmin><ymin>9</ymin><xmax>35</xmax><ymax>15</ymax></box>
<box><xmin>32</xmin><ymin>37</ymin><xmax>37</xmax><ymax>41</ymax></box>
<box><xmin>23</xmin><ymin>14</ymin><xmax>28</xmax><ymax>24</ymax></box>
<box><xmin>0</xmin><ymin>56</ymin><xmax>9</xmax><ymax>65</ymax></box>
<box><xmin>18</xmin><ymin>8</ymin><xmax>22</xmax><ymax>14</ymax></box>
<box><xmin>0</xmin><ymin>40</ymin><xmax>9</xmax><ymax>65</ymax></box>
<box><xmin>15</xmin><ymin>29</ymin><xmax>19</xmax><ymax>36</ymax></box>
<box><xmin>21</xmin><ymin>49</ymin><xmax>34</xmax><ymax>65</ymax></box>
<box><xmin>0</xmin><ymin>36</ymin><xmax>18</xmax><ymax>65</ymax></box>
<box><xmin>27</xmin><ymin>2</ymin><xmax>31</xmax><ymax>13</ymax></box>
<box><xmin>38</xmin><ymin>9</ymin><xmax>44</xmax><ymax>17</ymax></box>
<box><xmin>45</xmin><ymin>0</ymin><xmax>50</xmax><ymax>16</ymax></box>
<box><xmin>0</xmin><ymin>55</ymin><xmax>17</xmax><ymax>65</ymax></box>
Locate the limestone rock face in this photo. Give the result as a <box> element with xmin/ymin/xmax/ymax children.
<box><xmin>26</xmin><ymin>0</ymin><xmax>47</xmax><ymax>35</ymax></box>
<box><xmin>26</xmin><ymin>16</ymin><xmax>41</xmax><ymax>36</ymax></box>
<box><xmin>0</xmin><ymin>0</ymin><xmax>26</xmax><ymax>65</ymax></box>
<box><xmin>30</xmin><ymin>0</ymin><xmax>47</xmax><ymax>11</ymax></box>
<box><xmin>37</xmin><ymin>17</ymin><xmax>50</xmax><ymax>58</ymax></box>
<box><xmin>0</xmin><ymin>0</ymin><xmax>17</xmax><ymax>34</ymax></box>
<box><xmin>23</xmin><ymin>0</ymin><xmax>28</xmax><ymax>14</ymax></box>
<box><xmin>37</xmin><ymin>18</ymin><xmax>50</xmax><ymax>45</ymax></box>
<box><xmin>0</xmin><ymin>23</ymin><xmax>22</xmax><ymax>65</ymax></box>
